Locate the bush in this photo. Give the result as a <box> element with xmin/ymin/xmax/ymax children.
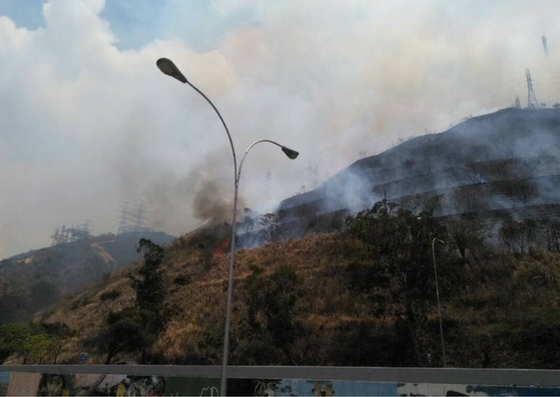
<box><xmin>173</xmin><ymin>275</ymin><xmax>191</xmax><ymax>286</ymax></box>
<box><xmin>100</xmin><ymin>290</ymin><xmax>122</xmax><ymax>302</ymax></box>
<box><xmin>70</xmin><ymin>297</ymin><xmax>91</xmax><ymax>311</ymax></box>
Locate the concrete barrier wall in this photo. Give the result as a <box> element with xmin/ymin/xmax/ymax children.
<box><xmin>2</xmin><ymin>365</ymin><xmax>560</xmax><ymax>396</ymax></box>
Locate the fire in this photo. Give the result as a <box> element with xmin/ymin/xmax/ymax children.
<box><xmin>213</xmin><ymin>238</ymin><xmax>230</xmax><ymax>256</ymax></box>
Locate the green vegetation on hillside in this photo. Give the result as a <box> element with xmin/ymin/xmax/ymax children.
<box><xmin>0</xmin><ymin>322</ymin><xmax>73</xmax><ymax>364</ymax></box>
<box><xmin>4</xmin><ymin>201</ymin><xmax>560</xmax><ymax>368</ymax></box>
<box><xmin>0</xmin><ymin>231</ymin><xmax>175</xmax><ymax>325</ymax></box>
<box><xmin>88</xmin><ymin>239</ymin><xmax>178</xmax><ymax>364</ymax></box>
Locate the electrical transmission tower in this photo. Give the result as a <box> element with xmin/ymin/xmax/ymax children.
<box><xmin>525</xmin><ymin>69</ymin><xmax>540</xmax><ymax>109</ymax></box>
<box><xmin>132</xmin><ymin>201</ymin><xmax>149</xmax><ymax>231</ymax></box>
<box><xmin>542</xmin><ymin>35</ymin><xmax>549</xmax><ymax>57</ymax></box>
<box><xmin>117</xmin><ymin>200</ymin><xmax>152</xmax><ymax>234</ymax></box>
<box><xmin>50</xmin><ymin>221</ymin><xmax>93</xmax><ymax>246</ymax></box>
<box><xmin>117</xmin><ymin>201</ymin><xmax>130</xmax><ymax>235</ymax></box>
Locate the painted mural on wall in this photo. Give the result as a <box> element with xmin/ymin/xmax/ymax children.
<box><xmin>2</xmin><ymin>371</ymin><xmax>560</xmax><ymax>396</ymax></box>
<box><xmin>73</xmin><ymin>373</ymin><xmax>170</xmax><ymax>396</ymax></box>
<box><xmin>37</xmin><ymin>374</ymin><xmax>74</xmax><ymax>396</ymax></box>
<box><xmin>2</xmin><ymin>372</ymin><xmax>220</xmax><ymax>396</ymax></box>
<box><xmin>249</xmin><ymin>379</ymin><xmax>560</xmax><ymax>396</ymax></box>
<box><xmin>73</xmin><ymin>373</ymin><xmax>220</xmax><ymax>396</ymax></box>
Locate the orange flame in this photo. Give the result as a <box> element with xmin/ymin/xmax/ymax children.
<box><xmin>213</xmin><ymin>238</ymin><xmax>230</xmax><ymax>256</ymax></box>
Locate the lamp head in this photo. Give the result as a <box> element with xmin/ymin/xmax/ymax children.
<box><xmin>281</xmin><ymin>146</ymin><xmax>299</xmax><ymax>160</ymax></box>
<box><xmin>157</xmin><ymin>58</ymin><xmax>188</xmax><ymax>84</ymax></box>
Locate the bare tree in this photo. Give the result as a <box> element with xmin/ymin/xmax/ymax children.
<box><xmin>447</xmin><ymin>215</ymin><xmax>486</xmax><ymax>259</ymax></box>
<box><xmin>450</xmin><ymin>185</ymin><xmax>484</xmax><ymax>214</ymax></box>
<box><xmin>495</xmin><ymin>179</ymin><xmax>537</xmax><ymax>208</ymax></box>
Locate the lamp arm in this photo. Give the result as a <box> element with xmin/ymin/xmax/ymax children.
<box><xmin>238</xmin><ymin>139</ymin><xmax>285</xmax><ymax>184</ymax></box>
<box><xmin>184</xmin><ymin>80</ymin><xmax>238</xmax><ymax>185</ymax></box>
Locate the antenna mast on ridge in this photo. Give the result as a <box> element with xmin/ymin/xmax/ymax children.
<box><xmin>526</xmin><ymin>69</ymin><xmax>540</xmax><ymax>109</ymax></box>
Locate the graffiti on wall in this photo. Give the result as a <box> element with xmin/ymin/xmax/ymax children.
<box><xmin>2</xmin><ymin>371</ymin><xmax>560</xmax><ymax>396</ymax></box>
<box><xmin>73</xmin><ymin>373</ymin><xmax>167</xmax><ymax>396</ymax></box>
<box><xmin>3</xmin><ymin>372</ymin><xmax>219</xmax><ymax>396</ymax></box>
<box><xmin>251</xmin><ymin>379</ymin><xmax>560</xmax><ymax>396</ymax></box>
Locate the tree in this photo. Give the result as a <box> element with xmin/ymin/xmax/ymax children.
<box><xmin>0</xmin><ymin>323</ymin><xmax>33</xmax><ymax>363</ymax></box>
<box><xmin>499</xmin><ymin>216</ymin><xmax>539</xmax><ymax>255</ymax></box>
<box><xmin>447</xmin><ymin>214</ymin><xmax>486</xmax><ymax>260</ymax></box>
<box><xmin>0</xmin><ymin>322</ymin><xmax>58</xmax><ymax>364</ymax></box>
<box><xmin>40</xmin><ymin>322</ymin><xmax>74</xmax><ymax>364</ymax></box>
<box><xmin>95</xmin><ymin>239</ymin><xmax>176</xmax><ymax>364</ymax></box>
<box><xmin>130</xmin><ymin>238</ymin><xmax>169</xmax><ymax>335</ymax></box>
<box><xmin>27</xmin><ymin>334</ymin><xmax>53</xmax><ymax>364</ymax></box>
<box><xmin>450</xmin><ymin>185</ymin><xmax>484</xmax><ymax>213</ymax></box>
<box><xmin>96</xmin><ymin>308</ymin><xmax>154</xmax><ymax>364</ymax></box>
<box><xmin>540</xmin><ymin>217</ymin><xmax>560</xmax><ymax>252</ymax></box>
<box><xmin>259</xmin><ymin>213</ymin><xmax>280</xmax><ymax>242</ymax></box>
<box><xmin>499</xmin><ymin>216</ymin><xmax>522</xmax><ymax>254</ymax></box>
<box><xmin>254</xmin><ymin>212</ymin><xmax>294</xmax><ymax>242</ymax></box>
<box><xmin>495</xmin><ymin>179</ymin><xmax>537</xmax><ymax>208</ymax></box>
<box><xmin>345</xmin><ymin>200</ymin><xmax>450</xmax><ymax>366</ymax></box>
<box><xmin>238</xmin><ymin>208</ymin><xmax>258</xmax><ymax>234</ymax></box>
<box><xmin>244</xmin><ymin>265</ymin><xmax>303</xmax><ymax>365</ymax></box>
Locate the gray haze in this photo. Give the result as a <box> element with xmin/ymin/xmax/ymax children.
<box><xmin>1</xmin><ymin>0</ymin><xmax>560</xmax><ymax>259</ymax></box>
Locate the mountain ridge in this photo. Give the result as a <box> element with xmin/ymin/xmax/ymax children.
<box><xmin>0</xmin><ymin>231</ymin><xmax>175</xmax><ymax>324</ymax></box>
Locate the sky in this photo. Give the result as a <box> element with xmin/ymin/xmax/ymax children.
<box><xmin>1</xmin><ymin>0</ymin><xmax>560</xmax><ymax>259</ymax></box>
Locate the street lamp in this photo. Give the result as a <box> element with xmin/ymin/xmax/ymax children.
<box><xmin>431</xmin><ymin>237</ymin><xmax>446</xmax><ymax>367</ymax></box>
<box><xmin>157</xmin><ymin>57</ymin><xmax>299</xmax><ymax>396</ymax></box>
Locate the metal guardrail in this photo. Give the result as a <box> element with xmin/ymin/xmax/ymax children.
<box><xmin>2</xmin><ymin>365</ymin><xmax>560</xmax><ymax>387</ymax></box>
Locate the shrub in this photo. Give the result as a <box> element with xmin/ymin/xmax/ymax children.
<box><xmin>173</xmin><ymin>275</ymin><xmax>191</xmax><ymax>286</ymax></box>
<box><xmin>100</xmin><ymin>290</ymin><xmax>122</xmax><ymax>302</ymax></box>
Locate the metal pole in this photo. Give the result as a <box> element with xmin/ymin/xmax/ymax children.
<box><xmin>221</xmin><ymin>183</ymin><xmax>238</xmax><ymax>396</ymax></box>
<box><xmin>180</xmin><ymin>80</ymin><xmax>237</xmax><ymax>397</ymax></box>
<box><xmin>156</xmin><ymin>59</ymin><xmax>298</xmax><ymax>395</ymax></box>
<box><xmin>432</xmin><ymin>238</ymin><xmax>446</xmax><ymax>367</ymax></box>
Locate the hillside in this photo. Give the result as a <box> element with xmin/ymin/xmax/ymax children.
<box><xmin>8</xmin><ymin>224</ymin><xmax>560</xmax><ymax>369</ymax></box>
<box><xmin>0</xmin><ymin>231</ymin><xmax>175</xmax><ymax>324</ymax></box>
<box><xmin>277</xmin><ymin>108</ymin><xmax>560</xmax><ymax>237</ymax></box>
<box><xmin>4</xmin><ymin>107</ymin><xmax>560</xmax><ymax>368</ymax></box>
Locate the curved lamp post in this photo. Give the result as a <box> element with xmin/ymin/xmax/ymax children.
<box><xmin>431</xmin><ymin>237</ymin><xmax>446</xmax><ymax>367</ymax></box>
<box><xmin>157</xmin><ymin>58</ymin><xmax>299</xmax><ymax>396</ymax></box>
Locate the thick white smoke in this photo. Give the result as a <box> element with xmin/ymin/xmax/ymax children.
<box><xmin>1</xmin><ymin>0</ymin><xmax>560</xmax><ymax>258</ymax></box>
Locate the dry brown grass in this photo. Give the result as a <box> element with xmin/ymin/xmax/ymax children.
<box><xmin>37</xmin><ymin>232</ymin><xmax>356</xmax><ymax>363</ymax></box>
<box><xmin>32</xmin><ymin>229</ymin><xmax>560</xmax><ymax>367</ymax></box>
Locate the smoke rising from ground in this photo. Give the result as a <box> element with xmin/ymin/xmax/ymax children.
<box><xmin>1</xmin><ymin>0</ymin><xmax>560</xmax><ymax>258</ymax></box>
